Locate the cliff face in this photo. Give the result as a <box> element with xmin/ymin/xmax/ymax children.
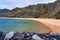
<box><xmin>49</xmin><ymin>0</ymin><xmax>60</xmax><ymax>18</ymax></box>
<box><xmin>0</xmin><ymin>0</ymin><xmax>60</xmax><ymax>18</ymax></box>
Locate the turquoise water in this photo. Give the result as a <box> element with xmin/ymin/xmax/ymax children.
<box><xmin>0</xmin><ymin>18</ymin><xmax>43</xmax><ymax>32</ymax></box>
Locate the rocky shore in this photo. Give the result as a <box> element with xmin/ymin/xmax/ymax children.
<box><xmin>0</xmin><ymin>31</ymin><xmax>60</xmax><ymax>40</ymax></box>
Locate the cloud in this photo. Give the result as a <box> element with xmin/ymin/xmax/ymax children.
<box><xmin>0</xmin><ymin>0</ymin><xmax>57</xmax><ymax>9</ymax></box>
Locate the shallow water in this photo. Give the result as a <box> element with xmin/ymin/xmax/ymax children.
<box><xmin>0</xmin><ymin>18</ymin><xmax>50</xmax><ymax>33</ymax></box>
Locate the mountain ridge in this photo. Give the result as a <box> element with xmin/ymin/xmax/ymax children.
<box><xmin>0</xmin><ymin>0</ymin><xmax>60</xmax><ymax>18</ymax></box>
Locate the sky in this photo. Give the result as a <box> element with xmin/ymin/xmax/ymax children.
<box><xmin>0</xmin><ymin>0</ymin><xmax>57</xmax><ymax>9</ymax></box>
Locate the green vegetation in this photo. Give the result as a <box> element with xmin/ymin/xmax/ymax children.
<box><xmin>54</xmin><ymin>11</ymin><xmax>60</xmax><ymax>19</ymax></box>
<box><xmin>0</xmin><ymin>0</ymin><xmax>60</xmax><ymax>19</ymax></box>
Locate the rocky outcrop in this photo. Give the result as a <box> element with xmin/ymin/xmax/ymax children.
<box><xmin>0</xmin><ymin>31</ymin><xmax>60</xmax><ymax>40</ymax></box>
<box><xmin>48</xmin><ymin>0</ymin><xmax>60</xmax><ymax>17</ymax></box>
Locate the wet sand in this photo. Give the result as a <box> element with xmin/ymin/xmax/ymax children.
<box><xmin>25</xmin><ymin>18</ymin><xmax>60</xmax><ymax>33</ymax></box>
<box><xmin>0</xmin><ymin>18</ymin><xmax>60</xmax><ymax>33</ymax></box>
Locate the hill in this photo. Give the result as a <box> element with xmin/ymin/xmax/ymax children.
<box><xmin>0</xmin><ymin>9</ymin><xmax>9</xmax><ymax>13</ymax></box>
<box><xmin>0</xmin><ymin>0</ymin><xmax>60</xmax><ymax>18</ymax></box>
<box><xmin>0</xmin><ymin>9</ymin><xmax>9</xmax><ymax>17</ymax></box>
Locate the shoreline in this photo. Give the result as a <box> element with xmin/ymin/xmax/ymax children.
<box><xmin>26</xmin><ymin>18</ymin><xmax>60</xmax><ymax>34</ymax></box>
<box><xmin>0</xmin><ymin>18</ymin><xmax>60</xmax><ymax>33</ymax></box>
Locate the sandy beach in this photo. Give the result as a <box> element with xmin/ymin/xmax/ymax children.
<box><xmin>24</xmin><ymin>18</ymin><xmax>60</xmax><ymax>33</ymax></box>
<box><xmin>0</xmin><ymin>18</ymin><xmax>60</xmax><ymax>33</ymax></box>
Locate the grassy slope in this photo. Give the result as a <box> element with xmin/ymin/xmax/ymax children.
<box><xmin>0</xmin><ymin>0</ymin><xmax>60</xmax><ymax>19</ymax></box>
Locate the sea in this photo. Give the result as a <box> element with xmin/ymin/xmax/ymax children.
<box><xmin>0</xmin><ymin>18</ymin><xmax>48</xmax><ymax>33</ymax></box>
